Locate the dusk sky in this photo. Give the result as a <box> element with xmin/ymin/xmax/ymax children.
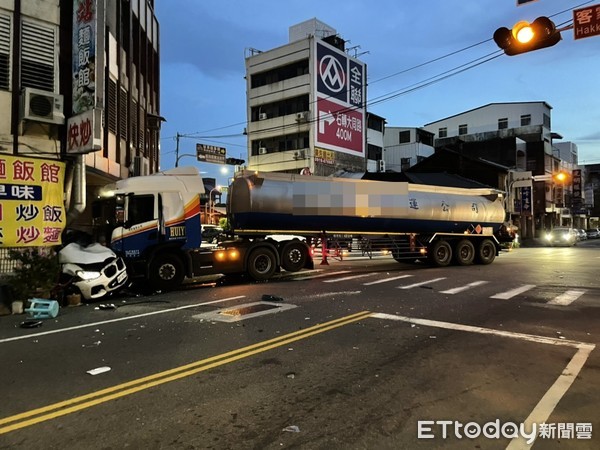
<box><xmin>154</xmin><ymin>0</ymin><xmax>599</xmax><ymax>188</ymax></box>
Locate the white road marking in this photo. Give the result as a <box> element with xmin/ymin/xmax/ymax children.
<box><xmin>0</xmin><ymin>296</ymin><xmax>247</xmax><ymax>344</ymax></box>
<box><xmin>293</xmin><ymin>270</ymin><xmax>351</xmax><ymax>281</ymax></box>
<box><xmin>440</xmin><ymin>280</ymin><xmax>489</xmax><ymax>294</ymax></box>
<box><xmin>397</xmin><ymin>277</ymin><xmax>446</xmax><ymax>289</ymax></box>
<box><xmin>490</xmin><ymin>284</ymin><xmax>536</xmax><ymax>300</ymax></box>
<box><xmin>547</xmin><ymin>289</ymin><xmax>587</xmax><ymax>306</ymax></box>
<box><xmin>323</xmin><ymin>272</ymin><xmax>379</xmax><ymax>283</ymax></box>
<box><xmin>363</xmin><ymin>274</ymin><xmax>414</xmax><ymax>286</ymax></box>
<box><xmin>370</xmin><ymin>313</ymin><xmax>595</xmax><ymax>450</ymax></box>
<box><xmin>506</xmin><ymin>346</ymin><xmax>594</xmax><ymax>449</ymax></box>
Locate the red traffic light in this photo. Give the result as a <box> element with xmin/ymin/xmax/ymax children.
<box><xmin>493</xmin><ymin>16</ymin><xmax>561</xmax><ymax>56</ymax></box>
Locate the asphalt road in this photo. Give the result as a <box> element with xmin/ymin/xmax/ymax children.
<box><xmin>1</xmin><ymin>241</ymin><xmax>599</xmax><ymax>449</ymax></box>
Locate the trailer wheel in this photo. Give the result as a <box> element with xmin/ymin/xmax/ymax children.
<box><xmin>280</xmin><ymin>241</ymin><xmax>307</xmax><ymax>272</ymax></box>
<box><xmin>247</xmin><ymin>247</ymin><xmax>277</xmax><ymax>281</ymax></box>
<box><xmin>428</xmin><ymin>240</ymin><xmax>452</xmax><ymax>267</ymax></box>
<box><xmin>453</xmin><ymin>239</ymin><xmax>475</xmax><ymax>266</ymax></box>
<box><xmin>475</xmin><ymin>239</ymin><xmax>496</xmax><ymax>265</ymax></box>
<box><xmin>150</xmin><ymin>254</ymin><xmax>185</xmax><ymax>291</ymax></box>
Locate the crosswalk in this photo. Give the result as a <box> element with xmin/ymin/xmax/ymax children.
<box><xmin>293</xmin><ymin>270</ymin><xmax>592</xmax><ymax>307</ymax></box>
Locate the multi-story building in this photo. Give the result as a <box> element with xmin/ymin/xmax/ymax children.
<box><xmin>0</xmin><ymin>0</ymin><xmax>161</xmax><ymax>244</ymax></box>
<box><xmin>244</xmin><ymin>18</ymin><xmax>367</xmax><ymax>176</ymax></box>
<box><xmin>421</xmin><ymin>101</ymin><xmax>575</xmax><ymax>237</ymax></box>
<box><xmin>383</xmin><ymin>127</ymin><xmax>434</xmax><ymax>172</ymax></box>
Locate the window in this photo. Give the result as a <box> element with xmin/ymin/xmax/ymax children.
<box><xmin>543</xmin><ymin>113</ymin><xmax>551</xmax><ymax>129</ymax></box>
<box><xmin>0</xmin><ymin>13</ymin><xmax>10</xmax><ymax>91</ymax></box>
<box><xmin>439</xmin><ymin>127</ymin><xmax>447</xmax><ymax>138</ymax></box>
<box><xmin>498</xmin><ymin>118</ymin><xmax>508</xmax><ymax>130</ymax></box>
<box><xmin>416</xmin><ymin>129</ymin><xmax>434</xmax><ymax>146</ymax></box>
<box><xmin>521</xmin><ymin>114</ymin><xmax>531</xmax><ymax>126</ymax></box>
<box><xmin>458</xmin><ymin>124</ymin><xmax>468</xmax><ymax>135</ymax></box>
<box><xmin>128</xmin><ymin>195</ymin><xmax>155</xmax><ymax>225</ymax></box>
<box><xmin>399</xmin><ymin>130</ymin><xmax>411</xmax><ymax>144</ymax></box>
<box><xmin>21</xmin><ymin>19</ymin><xmax>56</xmax><ymax>91</ymax></box>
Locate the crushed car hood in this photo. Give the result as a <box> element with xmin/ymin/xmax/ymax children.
<box><xmin>58</xmin><ymin>242</ymin><xmax>117</xmax><ymax>264</ymax></box>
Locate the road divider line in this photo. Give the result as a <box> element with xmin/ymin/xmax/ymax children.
<box><xmin>0</xmin><ymin>311</ymin><xmax>372</xmax><ymax>435</ymax></box>
<box><xmin>371</xmin><ymin>313</ymin><xmax>595</xmax><ymax>349</ymax></box>
<box><xmin>0</xmin><ymin>296</ymin><xmax>247</xmax><ymax>344</ymax></box>
<box><xmin>547</xmin><ymin>289</ymin><xmax>587</xmax><ymax>306</ymax></box>
<box><xmin>507</xmin><ymin>345</ymin><xmax>594</xmax><ymax>449</ymax></box>
<box><xmin>370</xmin><ymin>312</ymin><xmax>595</xmax><ymax>450</ymax></box>
<box><xmin>490</xmin><ymin>284</ymin><xmax>536</xmax><ymax>300</ymax></box>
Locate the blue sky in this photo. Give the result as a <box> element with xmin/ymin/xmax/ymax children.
<box><xmin>155</xmin><ymin>0</ymin><xmax>599</xmax><ymax>187</ymax></box>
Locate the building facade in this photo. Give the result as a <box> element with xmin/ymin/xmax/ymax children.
<box><xmin>421</xmin><ymin>101</ymin><xmax>587</xmax><ymax>237</ymax></box>
<box><xmin>244</xmin><ymin>18</ymin><xmax>367</xmax><ymax>177</ymax></box>
<box><xmin>0</xmin><ymin>0</ymin><xmax>161</xmax><ymax>238</ymax></box>
<box><xmin>383</xmin><ymin>127</ymin><xmax>434</xmax><ymax>172</ymax></box>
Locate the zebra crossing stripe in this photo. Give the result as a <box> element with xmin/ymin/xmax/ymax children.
<box><xmin>293</xmin><ymin>270</ymin><xmax>351</xmax><ymax>281</ymax></box>
<box><xmin>547</xmin><ymin>290</ymin><xmax>587</xmax><ymax>306</ymax></box>
<box><xmin>398</xmin><ymin>277</ymin><xmax>446</xmax><ymax>289</ymax></box>
<box><xmin>440</xmin><ymin>280</ymin><xmax>489</xmax><ymax>295</ymax></box>
<box><xmin>363</xmin><ymin>274</ymin><xmax>413</xmax><ymax>286</ymax></box>
<box><xmin>323</xmin><ymin>273</ymin><xmax>378</xmax><ymax>283</ymax></box>
<box><xmin>490</xmin><ymin>284</ymin><xmax>536</xmax><ymax>300</ymax></box>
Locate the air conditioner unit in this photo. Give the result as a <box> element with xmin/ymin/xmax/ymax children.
<box><xmin>20</xmin><ymin>87</ymin><xmax>65</xmax><ymax>124</ymax></box>
<box><xmin>133</xmin><ymin>156</ymin><xmax>150</xmax><ymax>176</ymax></box>
<box><xmin>378</xmin><ymin>160</ymin><xmax>386</xmax><ymax>172</ymax></box>
<box><xmin>294</xmin><ymin>150</ymin><xmax>306</xmax><ymax>159</ymax></box>
<box><xmin>258</xmin><ymin>112</ymin><xmax>268</xmax><ymax>120</ymax></box>
<box><xmin>258</xmin><ymin>147</ymin><xmax>268</xmax><ymax>155</ymax></box>
<box><xmin>295</xmin><ymin>111</ymin><xmax>308</xmax><ymax>122</ymax></box>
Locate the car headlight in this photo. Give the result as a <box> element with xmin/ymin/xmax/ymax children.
<box><xmin>545</xmin><ymin>233</ymin><xmax>552</xmax><ymax>240</ymax></box>
<box><xmin>76</xmin><ymin>270</ymin><xmax>102</xmax><ymax>280</ymax></box>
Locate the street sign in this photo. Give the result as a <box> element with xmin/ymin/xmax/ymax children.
<box><xmin>573</xmin><ymin>4</ymin><xmax>600</xmax><ymax>40</ymax></box>
<box><xmin>196</xmin><ymin>144</ymin><xmax>226</xmax><ymax>164</ymax></box>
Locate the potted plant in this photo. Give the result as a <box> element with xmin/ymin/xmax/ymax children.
<box><xmin>6</xmin><ymin>248</ymin><xmax>60</xmax><ymax>313</ymax></box>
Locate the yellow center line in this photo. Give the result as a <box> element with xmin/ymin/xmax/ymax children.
<box><xmin>0</xmin><ymin>310</ymin><xmax>372</xmax><ymax>435</ymax></box>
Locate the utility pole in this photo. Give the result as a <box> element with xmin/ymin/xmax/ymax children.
<box><xmin>175</xmin><ymin>132</ymin><xmax>181</xmax><ymax>167</ymax></box>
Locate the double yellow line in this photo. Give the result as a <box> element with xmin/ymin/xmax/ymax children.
<box><xmin>0</xmin><ymin>310</ymin><xmax>372</xmax><ymax>434</ymax></box>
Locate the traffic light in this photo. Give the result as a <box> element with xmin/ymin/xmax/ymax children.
<box><xmin>225</xmin><ymin>157</ymin><xmax>245</xmax><ymax>166</ymax></box>
<box><xmin>493</xmin><ymin>16</ymin><xmax>561</xmax><ymax>56</ymax></box>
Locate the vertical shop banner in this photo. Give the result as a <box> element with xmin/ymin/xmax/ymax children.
<box><xmin>0</xmin><ymin>155</ymin><xmax>66</xmax><ymax>247</ymax></box>
<box><xmin>69</xmin><ymin>0</ymin><xmax>104</xmax><ymax>154</ymax></box>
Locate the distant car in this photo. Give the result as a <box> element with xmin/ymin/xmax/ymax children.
<box><xmin>201</xmin><ymin>224</ymin><xmax>224</xmax><ymax>244</ymax></box>
<box><xmin>586</xmin><ymin>228</ymin><xmax>600</xmax><ymax>239</ymax></box>
<box><xmin>544</xmin><ymin>227</ymin><xmax>578</xmax><ymax>247</ymax></box>
<box><xmin>576</xmin><ymin>229</ymin><xmax>587</xmax><ymax>241</ymax></box>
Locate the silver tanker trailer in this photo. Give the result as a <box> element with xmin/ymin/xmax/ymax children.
<box><xmin>228</xmin><ymin>170</ymin><xmax>507</xmax><ymax>267</ymax></box>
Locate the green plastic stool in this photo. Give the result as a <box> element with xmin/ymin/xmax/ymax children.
<box><xmin>25</xmin><ymin>299</ymin><xmax>60</xmax><ymax>319</ymax></box>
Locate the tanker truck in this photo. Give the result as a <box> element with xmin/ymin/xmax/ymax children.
<box><xmin>93</xmin><ymin>166</ymin><xmax>507</xmax><ymax>291</ymax></box>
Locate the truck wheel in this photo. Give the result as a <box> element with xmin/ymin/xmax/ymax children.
<box><xmin>475</xmin><ymin>239</ymin><xmax>496</xmax><ymax>265</ymax></box>
<box><xmin>280</xmin><ymin>241</ymin><xmax>307</xmax><ymax>272</ymax></box>
<box><xmin>453</xmin><ymin>239</ymin><xmax>475</xmax><ymax>266</ymax></box>
<box><xmin>247</xmin><ymin>247</ymin><xmax>277</xmax><ymax>281</ymax></box>
<box><xmin>150</xmin><ymin>254</ymin><xmax>184</xmax><ymax>291</ymax></box>
<box><xmin>428</xmin><ymin>240</ymin><xmax>452</xmax><ymax>267</ymax></box>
